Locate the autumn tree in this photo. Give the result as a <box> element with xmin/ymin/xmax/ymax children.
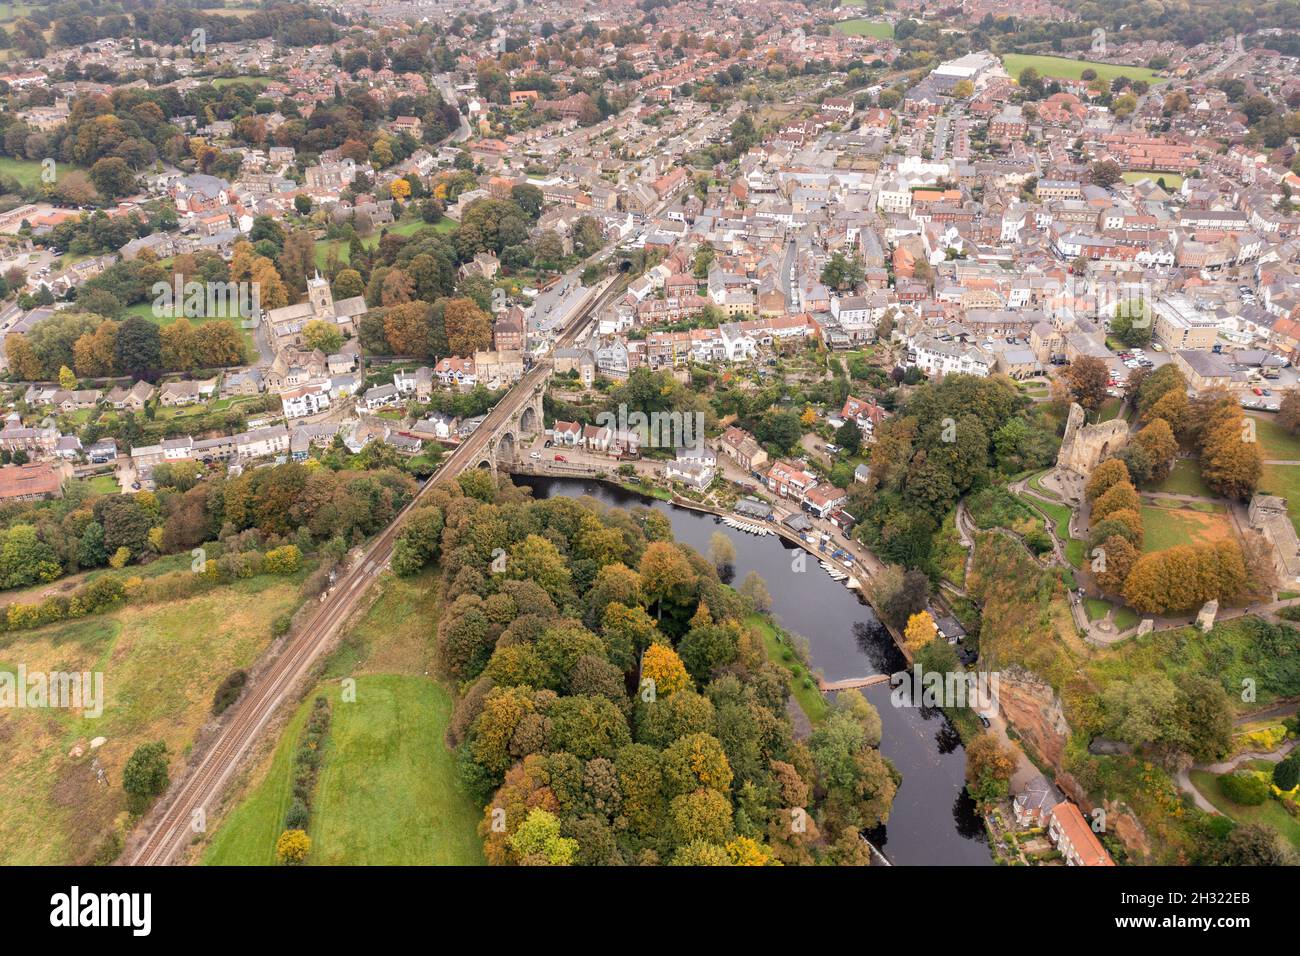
<box><xmin>382</xmin><ymin>301</ymin><xmax>434</xmax><ymax>357</ymax></box>
<box><xmin>332</xmin><ymin>268</ymin><xmax>365</xmax><ymax>300</ymax></box>
<box><xmin>1094</xmin><ymin>534</ymin><xmax>1139</xmax><ymax>594</ymax></box>
<box><xmin>964</xmin><ymin>734</ymin><xmax>1016</xmax><ymax>805</ymax></box>
<box><xmin>1122</xmin><ymin>540</ymin><xmax>1248</xmax><ymax>614</ymax></box>
<box><xmin>1278</xmin><ymin>391</ymin><xmax>1300</xmax><ymax>435</ymax></box>
<box><xmin>1091</xmin><ymin>480</ymin><xmax>1140</xmax><ymax>523</ymax></box>
<box><xmin>903</xmin><ymin>610</ymin><xmax>937</xmax><ymax>652</ymax></box>
<box><xmin>444</xmin><ymin>296</ymin><xmax>492</xmax><ymax>356</ymax></box>
<box><xmin>5</xmin><ymin>333</ymin><xmax>42</xmax><ymax>380</ymax></box>
<box><xmin>303</xmin><ymin>319</ymin><xmax>344</xmax><ymax>354</ymax></box>
<box><xmin>1146</xmin><ymin>387</ymin><xmax>1190</xmax><ymax>436</ymax></box>
<box><xmin>276</xmin><ymin>829</ymin><xmax>311</xmax><ymax>864</ymax></box>
<box><xmin>1133</xmin><ymin>418</ymin><xmax>1178</xmax><ymax>483</ymax></box>
<box><xmin>739</xmin><ymin>571</ymin><xmax>771</xmax><ymax>612</ymax></box>
<box><xmin>1198</xmin><ymin>398</ymin><xmax>1262</xmax><ymax>500</ymax></box>
<box><xmin>1085</xmin><ymin>458</ymin><xmax>1131</xmax><ymax>503</ymax></box>
<box><xmin>638</xmin><ymin>541</ymin><xmax>698</xmax><ymax>632</ymax></box>
<box><xmin>250</xmin><ymin>257</ymin><xmax>288</xmax><ymax>310</ymax></box>
<box><xmin>641</xmin><ymin>642</ymin><xmax>691</xmax><ymax>697</ymax></box>
<box><xmin>1064</xmin><ymin>355</ymin><xmax>1109</xmax><ymax>411</ymax></box>
<box><xmin>708</xmin><ymin>531</ymin><xmax>735</xmax><ymax>575</ymax></box>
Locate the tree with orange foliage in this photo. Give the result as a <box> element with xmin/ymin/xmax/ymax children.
<box><xmin>641</xmin><ymin>642</ymin><xmax>691</xmax><ymax>697</ymax></box>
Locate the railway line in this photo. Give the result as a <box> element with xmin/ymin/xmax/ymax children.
<box><xmin>127</xmin><ymin>274</ymin><xmax>624</xmax><ymax>865</ymax></box>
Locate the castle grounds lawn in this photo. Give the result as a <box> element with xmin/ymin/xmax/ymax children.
<box><xmin>1085</xmin><ymin>598</ymin><xmax>1110</xmax><ymax>622</ymax></box>
<box><xmin>1139</xmin><ymin>501</ymin><xmax>1234</xmax><ymax>554</ymax></box>
<box><xmin>1154</xmin><ymin>458</ymin><xmax>1213</xmax><ymax>497</ymax></box>
<box><xmin>1247</xmin><ymin>413</ymin><xmax>1300</xmax><ymax>461</ymax></box>
<box><xmin>1189</xmin><ymin>770</ymin><xmax>1300</xmax><ymax>850</ymax></box>
<box><xmin>1113</xmin><ymin>605</ymin><xmax>1139</xmax><ymax>630</ymax></box>
<box><xmin>1258</xmin><ymin>463</ymin><xmax>1300</xmax><ymax>535</ymax></box>
<box><xmin>1096</xmin><ymin>398</ymin><xmax>1123</xmax><ymax>422</ymax></box>
<box><xmin>832</xmin><ymin>19</ymin><xmax>894</xmax><ymax>38</ymax></box>
<box><xmin>1002</xmin><ymin>53</ymin><xmax>1161</xmax><ymax>86</ymax></box>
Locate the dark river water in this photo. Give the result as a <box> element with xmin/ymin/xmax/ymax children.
<box><xmin>517</xmin><ymin>475</ymin><xmax>991</xmax><ymax>866</ymax></box>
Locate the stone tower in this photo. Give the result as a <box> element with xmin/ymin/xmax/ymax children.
<box><xmin>308</xmin><ymin>271</ymin><xmax>334</xmax><ymax>319</ymax></box>
<box><xmin>1056</xmin><ymin>402</ymin><xmax>1130</xmax><ymax>476</ymax></box>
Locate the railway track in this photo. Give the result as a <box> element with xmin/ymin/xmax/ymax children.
<box><xmin>128</xmin><ymin>274</ymin><xmax>624</xmax><ymax>865</ymax></box>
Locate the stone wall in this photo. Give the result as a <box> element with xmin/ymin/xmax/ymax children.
<box><xmin>1056</xmin><ymin>401</ymin><xmax>1130</xmax><ymax>476</ymax></box>
<box><xmin>997</xmin><ymin>666</ymin><xmax>1152</xmax><ymax>861</ymax></box>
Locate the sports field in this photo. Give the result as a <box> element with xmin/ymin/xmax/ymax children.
<box><xmin>1003</xmin><ymin>53</ymin><xmax>1161</xmax><ymax>86</ymax></box>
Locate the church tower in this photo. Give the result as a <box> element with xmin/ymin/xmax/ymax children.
<box><xmin>308</xmin><ymin>270</ymin><xmax>334</xmax><ymax>319</ymax></box>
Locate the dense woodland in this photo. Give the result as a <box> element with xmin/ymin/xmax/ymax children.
<box><xmin>390</xmin><ymin>472</ymin><xmax>898</xmax><ymax>865</ymax></box>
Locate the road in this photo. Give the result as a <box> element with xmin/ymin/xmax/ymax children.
<box><xmin>126</xmin><ymin>274</ymin><xmax>626</xmax><ymax>866</ymax></box>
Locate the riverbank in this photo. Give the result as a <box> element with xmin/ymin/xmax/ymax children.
<box><xmin>516</xmin><ymin>473</ymin><xmax>992</xmax><ymax>865</ymax></box>
<box><xmin>508</xmin><ymin>463</ymin><xmax>915</xmax><ymax>662</ymax></box>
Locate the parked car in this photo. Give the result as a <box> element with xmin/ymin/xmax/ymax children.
<box><xmin>554</xmin><ymin>454</ymin><xmax>567</xmax><ymax>462</ymax></box>
<box><xmin>529</xmin><ymin>451</ymin><xmax>541</xmax><ymax>460</ymax></box>
<box><xmin>978</xmin><ymin>715</ymin><xmax>991</xmax><ymax>729</ymax></box>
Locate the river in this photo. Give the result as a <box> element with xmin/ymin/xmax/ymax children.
<box><xmin>517</xmin><ymin>475</ymin><xmax>992</xmax><ymax>866</ymax></box>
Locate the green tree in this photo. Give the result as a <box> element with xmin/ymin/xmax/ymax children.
<box><xmin>122</xmin><ymin>741</ymin><xmax>169</xmax><ymax>811</ymax></box>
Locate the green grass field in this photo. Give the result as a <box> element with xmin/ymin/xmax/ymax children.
<box><xmin>0</xmin><ymin>156</ymin><xmax>44</xmax><ymax>190</ymax></box>
<box><xmin>1248</xmin><ymin>413</ymin><xmax>1300</xmax><ymax>461</ymax></box>
<box><xmin>832</xmin><ymin>18</ymin><xmax>894</xmax><ymax>38</ymax></box>
<box><xmin>1096</xmin><ymin>397</ymin><xmax>1124</xmax><ymax>422</ymax></box>
<box><xmin>0</xmin><ymin>576</ymin><xmax>306</xmax><ymax>865</ymax></box>
<box><xmin>206</xmin><ymin>674</ymin><xmax>483</xmax><ymax>865</ymax></box>
<box><xmin>1154</xmin><ymin>458</ymin><xmax>1213</xmax><ymax>498</ymax></box>
<box><xmin>205</xmin><ymin>569</ymin><xmax>483</xmax><ymax>864</ymax></box>
<box><xmin>123</xmin><ymin>299</ymin><xmax>255</xmax><ymax>358</ymax></box>
<box><xmin>1002</xmin><ymin>53</ymin><xmax>1161</xmax><ymax>86</ymax></box>
<box><xmin>748</xmin><ymin>614</ymin><xmax>828</xmax><ymax>724</ymax></box>
<box><xmin>202</xmin><ymin>692</ymin><xmax>312</xmax><ymax>866</ymax></box>
<box><xmin>0</xmin><ymin>3</ymin><xmax>41</xmax><ymax>23</ymax></box>
<box><xmin>308</xmin><ymin>675</ymin><xmax>484</xmax><ymax>865</ymax></box>
<box><xmin>71</xmin><ymin>474</ymin><xmax>120</xmax><ymax>495</ymax></box>
<box><xmin>1122</xmin><ymin>171</ymin><xmax>1183</xmax><ymax>189</ymax></box>
<box><xmin>1139</xmin><ymin>501</ymin><xmax>1234</xmax><ymax>554</ymax></box>
<box><xmin>1189</xmin><ymin>770</ymin><xmax>1300</xmax><ymax>849</ymax></box>
<box><xmin>315</xmin><ymin>216</ymin><xmax>455</xmax><ymax>269</ymax></box>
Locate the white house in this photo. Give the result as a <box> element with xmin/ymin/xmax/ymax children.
<box><xmin>281</xmin><ymin>382</ymin><xmax>332</xmax><ymax>419</ymax></box>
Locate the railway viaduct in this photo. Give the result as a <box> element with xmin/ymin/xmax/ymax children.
<box><xmin>472</xmin><ymin>371</ymin><xmax>547</xmax><ymax>476</ymax></box>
